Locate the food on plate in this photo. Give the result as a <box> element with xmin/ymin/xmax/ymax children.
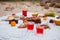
<box><xmin>20</xmin><ymin>15</ymin><xmax>25</xmax><ymax>20</ymax></box>
<box><xmin>7</xmin><ymin>14</ymin><xmax>19</xmax><ymax>21</ymax></box>
<box><xmin>54</xmin><ymin>19</ymin><xmax>60</xmax><ymax>26</ymax></box>
<box><xmin>40</xmin><ymin>24</ymin><xmax>50</xmax><ymax>29</ymax></box>
<box><xmin>20</xmin><ymin>15</ymin><xmax>41</xmax><ymax>23</ymax></box>
<box><xmin>24</xmin><ymin>22</ymin><xmax>27</xmax><ymax>27</ymax></box>
<box><xmin>10</xmin><ymin>21</ymin><xmax>16</xmax><ymax>26</ymax></box>
<box><xmin>9</xmin><ymin>19</ymin><xmax>18</xmax><ymax>24</ymax></box>
<box><xmin>27</xmin><ymin>17</ymin><xmax>35</xmax><ymax>22</ymax></box>
<box><xmin>27</xmin><ymin>16</ymin><xmax>40</xmax><ymax>21</ymax></box>
<box><xmin>23</xmin><ymin>19</ymin><xmax>28</xmax><ymax>23</ymax></box>
<box><xmin>47</xmin><ymin>12</ymin><xmax>55</xmax><ymax>17</ymax></box>
<box><xmin>35</xmin><ymin>18</ymin><xmax>41</xmax><ymax>24</ymax></box>
<box><xmin>31</xmin><ymin>16</ymin><xmax>36</xmax><ymax>20</ymax></box>
<box><xmin>26</xmin><ymin>17</ymin><xmax>31</xmax><ymax>21</ymax></box>
<box><xmin>14</xmin><ymin>15</ymin><xmax>19</xmax><ymax>18</ymax></box>
<box><xmin>14</xmin><ymin>16</ymin><xmax>19</xmax><ymax>18</ymax></box>
<box><xmin>18</xmin><ymin>23</ymin><xmax>27</xmax><ymax>28</ymax></box>
<box><xmin>23</xmin><ymin>17</ymin><xmax>36</xmax><ymax>21</ymax></box>
<box><xmin>7</xmin><ymin>16</ymin><xmax>15</xmax><ymax>20</ymax></box>
<box><xmin>18</xmin><ymin>22</ymin><xmax>27</xmax><ymax>28</ymax></box>
<box><xmin>23</xmin><ymin>17</ymin><xmax>28</xmax><ymax>20</ymax></box>
<box><xmin>18</xmin><ymin>25</ymin><xmax>26</xmax><ymax>28</ymax></box>
<box><xmin>32</xmin><ymin>13</ymin><xmax>38</xmax><ymax>17</ymax></box>
<box><xmin>26</xmin><ymin>16</ymin><xmax>41</xmax><ymax>23</ymax></box>
<box><xmin>49</xmin><ymin>19</ymin><xmax>54</xmax><ymax>23</ymax></box>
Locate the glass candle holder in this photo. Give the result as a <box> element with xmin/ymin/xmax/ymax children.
<box><xmin>22</xmin><ymin>10</ymin><xmax>27</xmax><ymax>16</ymax></box>
<box><xmin>36</xmin><ymin>26</ymin><xmax>44</xmax><ymax>34</ymax></box>
<box><xmin>27</xmin><ymin>22</ymin><xmax>34</xmax><ymax>30</ymax></box>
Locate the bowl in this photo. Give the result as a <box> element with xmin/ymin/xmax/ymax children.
<box><xmin>54</xmin><ymin>19</ymin><xmax>60</xmax><ymax>26</ymax></box>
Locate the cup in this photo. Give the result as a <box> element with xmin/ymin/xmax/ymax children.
<box><xmin>36</xmin><ymin>26</ymin><xmax>44</xmax><ymax>34</ymax></box>
<box><xmin>27</xmin><ymin>22</ymin><xmax>34</xmax><ymax>30</ymax></box>
<box><xmin>22</xmin><ymin>10</ymin><xmax>27</xmax><ymax>16</ymax></box>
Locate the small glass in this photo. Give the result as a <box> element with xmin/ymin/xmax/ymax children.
<box><xmin>22</xmin><ymin>10</ymin><xmax>27</xmax><ymax>16</ymax></box>
<box><xmin>36</xmin><ymin>26</ymin><xmax>44</xmax><ymax>34</ymax></box>
<box><xmin>27</xmin><ymin>22</ymin><xmax>34</xmax><ymax>30</ymax></box>
<box><xmin>35</xmin><ymin>19</ymin><xmax>41</xmax><ymax>24</ymax></box>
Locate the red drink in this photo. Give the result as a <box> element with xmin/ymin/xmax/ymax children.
<box><xmin>22</xmin><ymin>10</ymin><xmax>27</xmax><ymax>16</ymax></box>
<box><xmin>27</xmin><ymin>23</ymin><xmax>34</xmax><ymax>30</ymax></box>
<box><xmin>36</xmin><ymin>27</ymin><xmax>44</xmax><ymax>34</ymax></box>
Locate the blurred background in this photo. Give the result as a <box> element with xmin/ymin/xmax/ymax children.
<box><xmin>0</xmin><ymin>0</ymin><xmax>60</xmax><ymax>16</ymax></box>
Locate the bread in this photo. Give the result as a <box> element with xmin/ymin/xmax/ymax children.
<box><xmin>40</xmin><ymin>24</ymin><xmax>50</xmax><ymax>29</ymax></box>
<box><xmin>14</xmin><ymin>15</ymin><xmax>19</xmax><ymax>18</ymax></box>
<box><xmin>7</xmin><ymin>16</ymin><xmax>15</xmax><ymax>20</ymax></box>
<box><xmin>54</xmin><ymin>19</ymin><xmax>60</xmax><ymax>26</ymax></box>
<box><xmin>32</xmin><ymin>13</ymin><xmax>38</xmax><ymax>17</ymax></box>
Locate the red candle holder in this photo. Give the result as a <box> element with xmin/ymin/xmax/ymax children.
<box><xmin>27</xmin><ymin>23</ymin><xmax>34</xmax><ymax>30</ymax></box>
<box><xmin>22</xmin><ymin>10</ymin><xmax>27</xmax><ymax>16</ymax></box>
<box><xmin>36</xmin><ymin>26</ymin><xmax>44</xmax><ymax>34</ymax></box>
